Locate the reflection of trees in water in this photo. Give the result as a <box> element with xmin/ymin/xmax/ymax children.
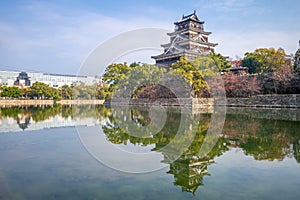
<box><xmin>1</xmin><ymin>107</ymin><xmax>32</xmax><ymax>130</ymax></box>
<box><xmin>0</xmin><ymin>107</ymin><xmax>24</xmax><ymax>119</ymax></box>
<box><xmin>223</xmin><ymin>114</ymin><xmax>300</xmax><ymax>162</ymax></box>
<box><xmin>130</xmin><ymin>109</ymin><xmax>151</xmax><ymax>126</ymax></box>
<box><xmin>101</xmin><ymin>107</ymin><xmax>229</xmax><ymax>194</ymax></box>
<box><xmin>1</xmin><ymin>105</ymin><xmax>300</xmax><ymax>193</ymax></box>
<box><xmin>293</xmin><ymin>140</ymin><xmax>300</xmax><ymax>163</ymax></box>
<box><xmin>0</xmin><ymin>105</ymin><xmax>63</xmax><ymax>123</ymax></box>
<box><xmin>30</xmin><ymin>105</ymin><xmax>62</xmax><ymax>122</ymax></box>
<box><xmin>240</xmin><ymin>136</ymin><xmax>290</xmax><ymax>161</ymax></box>
<box><xmin>103</xmin><ymin>107</ymin><xmax>181</xmax><ymax>146</ymax></box>
<box><xmin>64</xmin><ymin>105</ymin><xmax>102</xmax><ymax>119</ymax></box>
<box><xmin>101</xmin><ymin>106</ymin><xmax>300</xmax><ymax>194</ymax></box>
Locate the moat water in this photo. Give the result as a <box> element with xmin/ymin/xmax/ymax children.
<box><xmin>0</xmin><ymin>105</ymin><xmax>300</xmax><ymax>199</ymax></box>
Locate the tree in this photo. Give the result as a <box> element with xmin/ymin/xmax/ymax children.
<box><xmin>0</xmin><ymin>86</ymin><xmax>22</xmax><ymax>98</ymax></box>
<box><xmin>102</xmin><ymin>62</ymin><xmax>164</xmax><ymax>98</ymax></box>
<box><xmin>30</xmin><ymin>82</ymin><xmax>50</xmax><ymax>99</ymax></box>
<box><xmin>30</xmin><ymin>82</ymin><xmax>60</xmax><ymax>100</ymax></box>
<box><xmin>223</xmin><ymin>74</ymin><xmax>261</xmax><ymax>97</ymax></box>
<box><xmin>170</xmin><ymin>55</ymin><xmax>220</xmax><ymax>97</ymax></box>
<box><xmin>242</xmin><ymin>57</ymin><xmax>261</xmax><ymax>74</ymax></box>
<box><xmin>59</xmin><ymin>85</ymin><xmax>73</xmax><ymax>99</ymax></box>
<box><xmin>120</xmin><ymin>63</ymin><xmax>166</xmax><ymax>98</ymax></box>
<box><xmin>242</xmin><ymin>48</ymin><xmax>294</xmax><ymax>94</ymax></box>
<box><xmin>101</xmin><ymin>62</ymin><xmax>134</xmax><ymax>98</ymax></box>
<box><xmin>208</xmin><ymin>52</ymin><xmax>232</xmax><ymax>72</ymax></box>
<box><xmin>102</xmin><ymin>62</ymin><xmax>131</xmax><ymax>85</ymax></box>
<box><xmin>49</xmin><ymin>87</ymin><xmax>60</xmax><ymax>101</ymax></box>
<box><xmin>72</xmin><ymin>84</ymin><xmax>96</xmax><ymax>99</ymax></box>
<box><xmin>97</xmin><ymin>84</ymin><xmax>111</xmax><ymax>99</ymax></box>
<box><xmin>171</xmin><ymin>56</ymin><xmax>203</xmax><ymax>97</ymax></box>
<box><xmin>243</xmin><ymin>48</ymin><xmax>290</xmax><ymax>73</ymax></box>
<box><xmin>22</xmin><ymin>87</ymin><xmax>32</xmax><ymax>99</ymax></box>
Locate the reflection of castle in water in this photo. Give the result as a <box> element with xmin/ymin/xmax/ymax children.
<box><xmin>167</xmin><ymin>153</ymin><xmax>213</xmax><ymax>194</ymax></box>
<box><xmin>3</xmin><ymin>104</ymin><xmax>299</xmax><ymax>195</ymax></box>
<box><xmin>102</xmin><ymin>106</ymin><xmax>300</xmax><ymax>195</ymax></box>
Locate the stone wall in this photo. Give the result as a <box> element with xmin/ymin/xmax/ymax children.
<box><xmin>225</xmin><ymin>94</ymin><xmax>300</xmax><ymax>108</ymax></box>
<box><xmin>0</xmin><ymin>99</ymin><xmax>104</xmax><ymax>106</ymax></box>
<box><xmin>0</xmin><ymin>99</ymin><xmax>54</xmax><ymax>107</ymax></box>
<box><xmin>226</xmin><ymin>107</ymin><xmax>300</xmax><ymax>121</ymax></box>
<box><xmin>57</xmin><ymin>100</ymin><xmax>104</xmax><ymax>105</ymax></box>
<box><xmin>2</xmin><ymin>96</ymin><xmax>289</xmax><ymax>108</ymax></box>
<box><xmin>105</xmin><ymin>94</ymin><xmax>300</xmax><ymax>108</ymax></box>
<box><xmin>105</xmin><ymin>98</ymin><xmax>212</xmax><ymax>108</ymax></box>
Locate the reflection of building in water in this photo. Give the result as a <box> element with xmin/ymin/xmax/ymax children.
<box><xmin>167</xmin><ymin>153</ymin><xmax>214</xmax><ymax>194</ymax></box>
<box><xmin>0</xmin><ymin>115</ymin><xmax>100</xmax><ymax>133</ymax></box>
<box><xmin>16</xmin><ymin>113</ymin><xmax>31</xmax><ymax>130</ymax></box>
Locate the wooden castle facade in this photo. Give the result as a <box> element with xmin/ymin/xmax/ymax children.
<box><xmin>152</xmin><ymin>11</ymin><xmax>218</xmax><ymax>67</ymax></box>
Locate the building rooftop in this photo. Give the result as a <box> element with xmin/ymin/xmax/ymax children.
<box><xmin>175</xmin><ymin>10</ymin><xmax>205</xmax><ymax>25</ymax></box>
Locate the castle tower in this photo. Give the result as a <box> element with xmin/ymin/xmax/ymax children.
<box><xmin>152</xmin><ymin>11</ymin><xmax>218</xmax><ymax>67</ymax></box>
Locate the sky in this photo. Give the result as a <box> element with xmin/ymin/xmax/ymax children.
<box><xmin>0</xmin><ymin>0</ymin><xmax>299</xmax><ymax>75</ymax></box>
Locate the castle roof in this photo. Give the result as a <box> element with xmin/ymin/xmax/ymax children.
<box><xmin>175</xmin><ymin>10</ymin><xmax>204</xmax><ymax>25</ymax></box>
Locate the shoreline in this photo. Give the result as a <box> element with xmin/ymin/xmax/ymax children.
<box><xmin>104</xmin><ymin>94</ymin><xmax>300</xmax><ymax>109</ymax></box>
<box><xmin>0</xmin><ymin>99</ymin><xmax>104</xmax><ymax>107</ymax></box>
<box><xmin>1</xmin><ymin>94</ymin><xmax>299</xmax><ymax>109</ymax></box>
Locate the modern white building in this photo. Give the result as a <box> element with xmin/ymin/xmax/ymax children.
<box><xmin>0</xmin><ymin>70</ymin><xmax>20</xmax><ymax>86</ymax></box>
<box><xmin>0</xmin><ymin>70</ymin><xmax>101</xmax><ymax>88</ymax></box>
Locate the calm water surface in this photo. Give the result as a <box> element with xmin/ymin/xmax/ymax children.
<box><xmin>0</xmin><ymin>105</ymin><xmax>299</xmax><ymax>200</ymax></box>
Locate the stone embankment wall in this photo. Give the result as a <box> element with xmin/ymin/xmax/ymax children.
<box><xmin>0</xmin><ymin>99</ymin><xmax>104</xmax><ymax>107</ymax></box>
<box><xmin>226</xmin><ymin>107</ymin><xmax>300</xmax><ymax>121</ymax></box>
<box><xmin>105</xmin><ymin>98</ymin><xmax>213</xmax><ymax>107</ymax></box>
<box><xmin>0</xmin><ymin>99</ymin><xmax>54</xmax><ymax>107</ymax></box>
<box><xmin>57</xmin><ymin>100</ymin><xmax>104</xmax><ymax>105</ymax></box>
<box><xmin>105</xmin><ymin>94</ymin><xmax>300</xmax><ymax>108</ymax></box>
<box><xmin>2</xmin><ymin>95</ymin><xmax>298</xmax><ymax>108</ymax></box>
<box><xmin>225</xmin><ymin>94</ymin><xmax>300</xmax><ymax>108</ymax></box>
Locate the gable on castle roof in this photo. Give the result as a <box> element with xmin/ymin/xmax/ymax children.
<box><xmin>183</xmin><ymin>10</ymin><xmax>199</xmax><ymax>21</ymax></box>
<box><xmin>176</xmin><ymin>10</ymin><xmax>204</xmax><ymax>24</ymax></box>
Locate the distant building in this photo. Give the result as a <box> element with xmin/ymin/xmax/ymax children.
<box><xmin>229</xmin><ymin>67</ymin><xmax>249</xmax><ymax>76</ymax></box>
<box><xmin>227</xmin><ymin>60</ymin><xmax>249</xmax><ymax>76</ymax></box>
<box><xmin>152</xmin><ymin>11</ymin><xmax>218</xmax><ymax>68</ymax></box>
<box><xmin>0</xmin><ymin>70</ymin><xmax>101</xmax><ymax>87</ymax></box>
<box><xmin>0</xmin><ymin>70</ymin><xmax>19</xmax><ymax>86</ymax></box>
<box><xmin>14</xmin><ymin>72</ymin><xmax>31</xmax><ymax>86</ymax></box>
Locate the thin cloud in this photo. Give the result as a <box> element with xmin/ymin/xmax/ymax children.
<box><xmin>0</xmin><ymin>4</ymin><xmax>171</xmax><ymax>74</ymax></box>
<box><xmin>0</xmin><ymin>0</ymin><xmax>298</xmax><ymax>74</ymax></box>
<box><xmin>212</xmin><ymin>30</ymin><xmax>299</xmax><ymax>58</ymax></box>
<box><xmin>204</xmin><ymin>0</ymin><xmax>255</xmax><ymax>11</ymax></box>
<box><xmin>0</xmin><ymin>22</ymin><xmax>15</xmax><ymax>33</ymax></box>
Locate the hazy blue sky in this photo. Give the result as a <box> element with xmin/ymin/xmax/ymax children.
<box><xmin>0</xmin><ymin>0</ymin><xmax>299</xmax><ymax>75</ymax></box>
